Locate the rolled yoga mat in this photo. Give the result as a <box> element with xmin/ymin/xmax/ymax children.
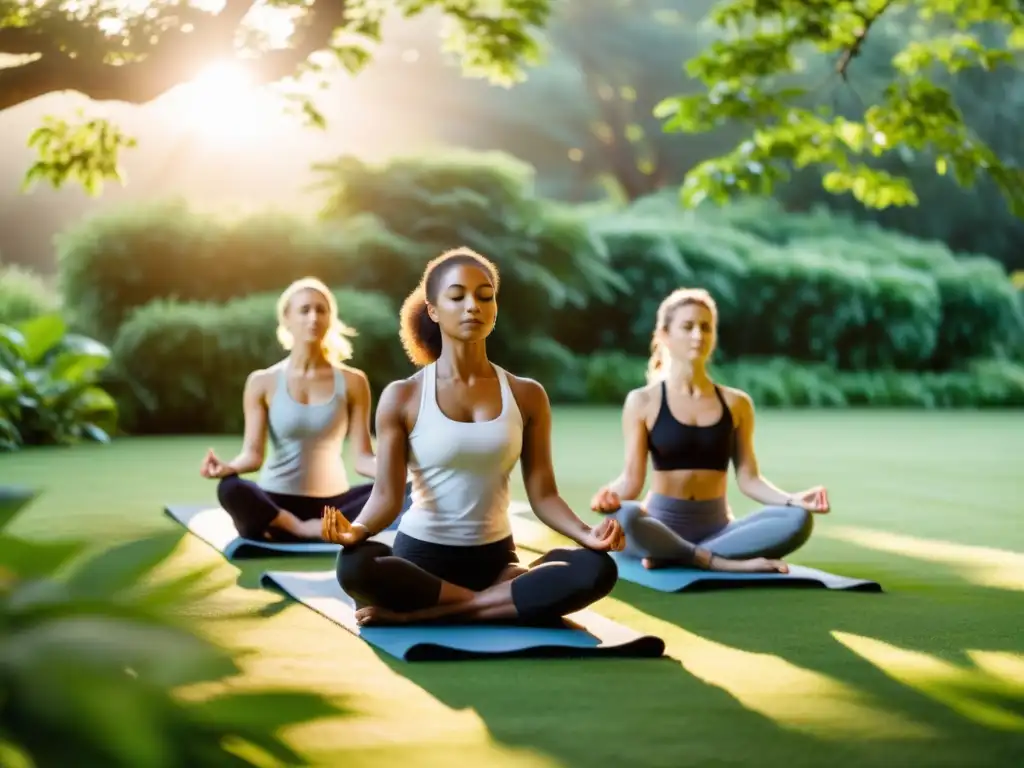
<box><xmin>260</xmin><ymin>569</ymin><xmax>667</xmax><ymax>662</ymax></box>
<box><xmin>610</xmin><ymin>552</ymin><xmax>883</xmax><ymax>593</ymax></box>
<box><xmin>163</xmin><ymin>504</ymin><xmax>403</xmax><ymax>560</ymax></box>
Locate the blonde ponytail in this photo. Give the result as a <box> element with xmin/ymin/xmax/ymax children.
<box><xmin>276</xmin><ymin>277</ymin><xmax>357</xmax><ymax>365</ymax></box>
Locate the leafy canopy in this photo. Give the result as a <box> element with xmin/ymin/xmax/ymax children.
<box><xmin>0</xmin><ymin>0</ymin><xmax>552</xmax><ymax>193</ymax></box>
<box><xmin>657</xmin><ymin>0</ymin><xmax>1024</xmax><ymax>217</ymax></box>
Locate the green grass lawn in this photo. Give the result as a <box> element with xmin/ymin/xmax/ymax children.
<box><xmin>5</xmin><ymin>408</ymin><xmax>1024</xmax><ymax>767</ymax></box>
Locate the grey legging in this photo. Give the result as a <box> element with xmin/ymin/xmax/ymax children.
<box><xmin>612</xmin><ymin>493</ymin><xmax>813</xmax><ymax>567</ymax></box>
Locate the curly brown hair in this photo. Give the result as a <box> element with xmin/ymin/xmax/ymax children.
<box><xmin>399</xmin><ymin>247</ymin><xmax>500</xmax><ymax>366</ymax></box>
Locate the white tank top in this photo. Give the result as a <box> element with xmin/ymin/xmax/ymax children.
<box><xmin>398</xmin><ymin>362</ymin><xmax>524</xmax><ymax>546</ymax></box>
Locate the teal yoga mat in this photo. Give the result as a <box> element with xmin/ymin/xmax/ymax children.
<box><xmin>164</xmin><ymin>504</ymin><xmax>401</xmax><ymax>560</ymax></box>
<box><xmin>611</xmin><ymin>552</ymin><xmax>882</xmax><ymax>593</ymax></box>
<box><xmin>261</xmin><ymin>569</ymin><xmax>667</xmax><ymax>662</ymax></box>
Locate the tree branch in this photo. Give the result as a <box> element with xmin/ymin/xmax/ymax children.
<box><xmin>835</xmin><ymin>0</ymin><xmax>894</xmax><ymax>80</ymax></box>
<box><xmin>0</xmin><ymin>0</ymin><xmax>349</xmax><ymax>112</ymax></box>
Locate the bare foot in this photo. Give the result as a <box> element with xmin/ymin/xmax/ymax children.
<box><xmin>641</xmin><ymin>558</ymin><xmax>672</xmax><ymax>570</ymax></box>
<box><xmin>716</xmin><ymin>557</ymin><xmax>789</xmax><ymax>574</ymax></box>
<box><xmin>354</xmin><ymin>606</ymin><xmax>409</xmax><ymax>626</ymax></box>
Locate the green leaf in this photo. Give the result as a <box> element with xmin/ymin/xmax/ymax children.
<box><xmin>0</xmin><ymin>487</ymin><xmax>40</xmax><ymax>532</ymax></box>
<box><xmin>0</xmin><ymin>367</ymin><xmax>18</xmax><ymax>398</ymax></box>
<box><xmin>15</xmin><ymin>314</ymin><xmax>66</xmax><ymax>366</ymax></box>
<box><xmin>65</xmin><ymin>531</ymin><xmax>184</xmax><ymax>599</ymax></box>
<box><xmin>936</xmin><ymin>157</ymin><xmax>948</xmax><ymax>175</ymax></box>
<box><xmin>0</xmin><ymin>326</ymin><xmax>28</xmax><ymax>359</ymax></box>
<box><xmin>0</xmin><ymin>534</ymin><xmax>86</xmax><ymax>580</ymax></box>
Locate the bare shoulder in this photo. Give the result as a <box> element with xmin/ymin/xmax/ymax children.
<box><xmin>719</xmin><ymin>385</ymin><xmax>754</xmax><ymax>420</ymax></box>
<box><xmin>625</xmin><ymin>381</ymin><xmax>659</xmax><ymax>411</ymax></box>
<box><xmin>621</xmin><ymin>381</ymin><xmax>660</xmax><ymax>422</ymax></box>
<box><xmin>505</xmin><ymin>372</ymin><xmax>549</xmax><ymax>417</ymax></box>
<box><xmin>378</xmin><ymin>371</ymin><xmax>424</xmax><ymax>420</ymax></box>
<box><xmin>338</xmin><ymin>364</ymin><xmax>370</xmax><ymax>394</ymax></box>
<box><xmin>244</xmin><ymin>365</ymin><xmax>278</xmax><ymax>397</ymax></box>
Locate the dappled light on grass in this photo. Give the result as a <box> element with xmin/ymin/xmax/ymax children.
<box><xmin>215</xmin><ymin>584</ymin><xmax>560</xmax><ymax>767</ymax></box>
<box><xmin>599</xmin><ymin>599</ymin><xmax>934</xmax><ymax>741</ymax></box>
<box><xmin>825</xmin><ymin>526</ymin><xmax>1024</xmax><ymax>592</ymax></box>
<box><xmin>833</xmin><ymin>633</ymin><xmax>1024</xmax><ymax>732</ymax></box>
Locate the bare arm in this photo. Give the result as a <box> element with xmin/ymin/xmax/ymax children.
<box><xmin>732</xmin><ymin>392</ymin><xmax>793</xmax><ymax>506</ymax></box>
<box><xmin>603</xmin><ymin>388</ymin><xmax>649</xmax><ymax>499</ymax></box>
<box><xmin>350</xmin><ymin>381</ymin><xmax>413</xmax><ymax>535</ymax></box>
<box><xmin>344</xmin><ymin>369</ymin><xmax>377</xmax><ymax>479</ymax></box>
<box><xmin>223</xmin><ymin>372</ymin><xmax>269</xmax><ymax>475</ymax></box>
<box><xmin>515</xmin><ymin>378</ymin><xmax>593</xmax><ymax>545</ymax></box>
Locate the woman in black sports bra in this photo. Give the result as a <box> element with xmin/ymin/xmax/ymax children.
<box><xmin>590</xmin><ymin>287</ymin><xmax>830</xmax><ymax>573</ymax></box>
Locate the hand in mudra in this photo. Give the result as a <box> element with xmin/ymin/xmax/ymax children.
<box><xmin>580</xmin><ymin>517</ymin><xmax>626</xmax><ymax>552</ymax></box>
<box><xmin>590</xmin><ymin>487</ymin><xmax>622</xmax><ymax>514</ymax></box>
<box><xmin>791</xmin><ymin>486</ymin><xmax>830</xmax><ymax>514</ymax></box>
<box><xmin>321</xmin><ymin>506</ymin><xmax>369</xmax><ymax>547</ymax></box>
<box><xmin>200</xmin><ymin>448</ymin><xmax>233</xmax><ymax>479</ymax></box>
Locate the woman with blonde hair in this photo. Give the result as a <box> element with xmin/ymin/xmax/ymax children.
<box><xmin>200</xmin><ymin>277</ymin><xmax>408</xmax><ymax>541</ymax></box>
<box><xmin>590</xmin><ymin>287</ymin><xmax>829</xmax><ymax>573</ymax></box>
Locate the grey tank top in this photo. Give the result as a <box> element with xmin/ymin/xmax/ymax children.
<box><xmin>258</xmin><ymin>364</ymin><xmax>351</xmax><ymax>497</ymax></box>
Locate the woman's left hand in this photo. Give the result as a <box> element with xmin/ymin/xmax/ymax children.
<box><xmin>789</xmin><ymin>486</ymin><xmax>830</xmax><ymax>513</ymax></box>
<box><xmin>579</xmin><ymin>518</ymin><xmax>626</xmax><ymax>552</ymax></box>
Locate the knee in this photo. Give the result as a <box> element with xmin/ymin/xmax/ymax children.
<box><xmin>215</xmin><ymin>474</ymin><xmax>245</xmax><ymax>506</ymax></box>
<box><xmin>613</xmin><ymin>502</ymin><xmax>645</xmax><ymax>532</ymax></box>
<box><xmin>336</xmin><ymin>542</ymin><xmax>385</xmax><ymax>597</ymax></box>
<box><xmin>569</xmin><ymin>548</ymin><xmax>619</xmax><ymax>601</ymax></box>
<box><xmin>766</xmin><ymin>505</ymin><xmax>814</xmax><ymax>547</ymax></box>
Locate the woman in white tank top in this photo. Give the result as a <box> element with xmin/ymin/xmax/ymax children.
<box><xmin>198</xmin><ymin>278</ymin><xmax>409</xmax><ymax>542</ymax></box>
<box><xmin>321</xmin><ymin>248</ymin><xmax>625</xmax><ymax>627</ymax></box>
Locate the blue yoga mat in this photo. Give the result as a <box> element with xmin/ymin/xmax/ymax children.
<box><xmin>611</xmin><ymin>552</ymin><xmax>882</xmax><ymax>593</ymax></box>
<box><xmin>163</xmin><ymin>504</ymin><xmax>401</xmax><ymax>560</ymax></box>
<box><xmin>260</xmin><ymin>570</ymin><xmax>666</xmax><ymax>662</ymax></box>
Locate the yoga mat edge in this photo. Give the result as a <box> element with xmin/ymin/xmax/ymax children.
<box><xmin>260</xmin><ymin>570</ymin><xmax>666</xmax><ymax>662</ymax></box>
<box><xmin>610</xmin><ymin>553</ymin><xmax>883</xmax><ymax>593</ymax></box>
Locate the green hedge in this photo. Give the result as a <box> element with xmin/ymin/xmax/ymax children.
<box><xmin>109</xmin><ymin>288</ymin><xmax>410</xmax><ymax>434</ymax></box>
<box><xmin>56</xmin><ymin>201</ymin><xmax>387</xmax><ymax>342</ymax></box>
<box><xmin>556</xmin><ymin>208</ymin><xmax>1023</xmax><ymax>370</ymax></box>
<box><xmin>581</xmin><ymin>352</ymin><xmax>1024</xmax><ymax>409</ymax></box>
<box><xmin>0</xmin><ymin>263</ymin><xmax>58</xmax><ymax>326</ymax></box>
<box><xmin>56</xmin><ymin>153</ymin><xmax>1024</xmax><ymax>383</ymax></box>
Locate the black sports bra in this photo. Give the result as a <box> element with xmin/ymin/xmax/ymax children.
<box><xmin>647</xmin><ymin>382</ymin><xmax>734</xmax><ymax>472</ymax></box>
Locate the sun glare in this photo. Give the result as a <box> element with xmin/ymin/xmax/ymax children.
<box><xmin>163</xmin><ymin>60</ymin><xmax>288</xmax><ymax>145</ymax></box>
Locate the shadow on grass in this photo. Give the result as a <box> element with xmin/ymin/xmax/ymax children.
<box><xmin>600</xmin><ymin>542</ymin><xmax>1024</xmax><ymax>768</ymax></box>
<box><xmin>221</xmin><ymin>534</ymin><xmax>1023</xmax><ymax>768</ymax></box>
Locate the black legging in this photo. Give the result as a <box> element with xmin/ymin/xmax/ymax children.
<box><xmin>216</xmin><ymin>475</ymin><xmax>410</xmax><ymax>541</ymax></box>
<box><xmin>337</xmin><ymin>532</ymin><xmax>619</xmax><ymax>623</ymax></box>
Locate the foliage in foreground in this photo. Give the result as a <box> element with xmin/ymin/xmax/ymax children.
<box><xmin>0</xmin><ymin>314</ymin><xmax>117</xmax><ymax>452</ymax></box>
<box><xmin>0</xmin><ymin>486</ymin><xmax>344</xmax><ymax>767</ymax></box>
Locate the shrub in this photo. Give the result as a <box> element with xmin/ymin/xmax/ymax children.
<box><xmin>577</xmin><ymin>353</ymin><xmax>1024</xmax><ymax>408</ymax></box>
<box><xmin>0</xmin><ymin>263</ymin><xmax>58</xmax><ymax>326</ymax></box>
<box><xmin>57</xmin><ymin>201</ymin><xmax>364</xmax><ymax>342</ymax></box>
<box><xmin>931</xmin><ymin>257</ymin><xmax>1024</xmax><ymax>367</ymax></box>
<box><xmin>0</xmin><ymin>314</ymin><xmax>117</xmax><ymax>451</ymax></box>
<box><xmin>110</xmin><ymin>289</ymin><xmax>406</xmax><ymax>434</ymax></box>
<box><xmin>0</xmin><ymin>488</ymin><xmax>343</xmax><ymax>766</ymax></box>
<box><xmin>554</xmin><ymin>216</ymin><xmax>694</xmax><ymax>356</ymax></box>
<box><xmin>314</xmin><ymin>151</ymin><xmax>628</xmax><ymax>361</ymax></box>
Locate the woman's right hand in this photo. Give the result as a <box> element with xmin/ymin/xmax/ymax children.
<box><xmin>200</xmin><ymin>448</ymin><xmax>235</xmax><ymax>479</ymax></box>
<box><xmin>590</xmin><ymin>487</ymin><xmax>622</xmax><ymax>514</ymax></box>
<box><xmin>321</xmin><ymin>506</ymin><xmax>370</xmax><ymax>547</ymax></box>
